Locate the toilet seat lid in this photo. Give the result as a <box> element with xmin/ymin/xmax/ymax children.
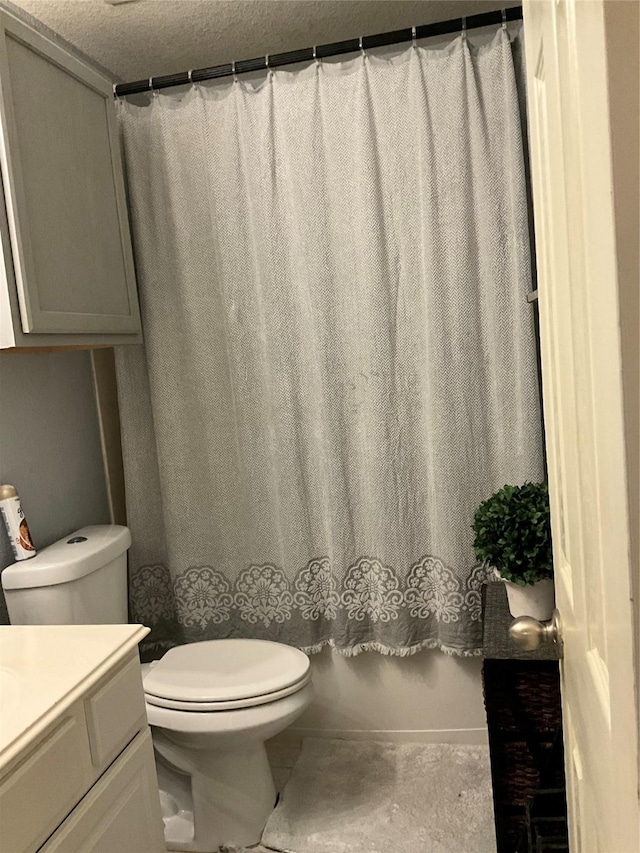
<box><xmin>142</xmin><ymin>639</ymin><xmax>310</xmax><ymax>703</ymax></box>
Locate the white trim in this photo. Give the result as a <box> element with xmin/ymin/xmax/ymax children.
<box><xmin>275</xmin><ymin>726</ymin><xmax>488</xmax><ymax>746</ymax></box>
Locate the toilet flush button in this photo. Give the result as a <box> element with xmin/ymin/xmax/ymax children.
<box><xmin>67</xmin><ymin>536</ymin><xmax>88</xmax><ymax>544</ymax></box>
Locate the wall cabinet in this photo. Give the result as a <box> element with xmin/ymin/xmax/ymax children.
<box><xmin>0</xmin><ymin>10</ymin><xmax>142</xmax><ymax>349</ymax></box>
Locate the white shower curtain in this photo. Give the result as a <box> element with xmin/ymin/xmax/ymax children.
<box><xmin>116</xmin><ymin>28</ymin><xmax>543</xmax><ymax>657</ymax></box>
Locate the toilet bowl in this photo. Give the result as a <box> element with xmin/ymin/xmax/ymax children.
<box><xmin>140</xmin><ymin>638</ymin><xmax>313</xmax><ymax>852</ymax></box>
<box><xmin>0</xmin><ymin>526</ymin><xmax>313</xmax><ymax>853</ymax></box>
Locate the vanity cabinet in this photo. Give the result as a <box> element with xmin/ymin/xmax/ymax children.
<box><xmin>0</xmin><ymin>10</ymin><xmax>142</xmax><ymax>349</ymax></box>
<box><xmin>0</xmin><ymin>626</ymin><xmax>165</xmax><ymax>853</ymax></box>
<box><xmin>39</xmin><ymin>730</ymin><xmax>162</xmax><ymax>853</ymax></box>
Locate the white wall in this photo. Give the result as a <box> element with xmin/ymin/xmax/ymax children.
<box><xmin>288</xmin><ymin>647</ymin><xmax>487</xmax><ymax>743</ymax></box>
<box><xmin>603</xmin><ymin>0</ymin><xmax>640</xmax><ymax>705</ymax></box>
<box><xmin>0</xmin><ymin>350</ymin><xmax>110</xmax><ymax>622</ymax></box>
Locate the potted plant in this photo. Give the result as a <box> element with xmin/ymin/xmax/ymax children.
<box><xmin>472</xmin><ymin>482</ymin><xmax>554</xmax><ymax>620</ymax></box>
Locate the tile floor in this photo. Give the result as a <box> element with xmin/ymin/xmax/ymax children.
<box><xmin>266</xmin><ymin>736</ymin><xmax>303</xmax><ymax>795</ymax></box>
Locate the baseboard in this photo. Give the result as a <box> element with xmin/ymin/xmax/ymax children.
<box><xmin>275</xmin><ymin>727</ymin><xmax>488</xmax><ymax>746</ymax></box>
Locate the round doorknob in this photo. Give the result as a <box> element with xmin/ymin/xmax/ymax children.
<box><xmin>509</xmin><ymin>609</ymin><xmax>562</xmax><ymax>653</ymax></box>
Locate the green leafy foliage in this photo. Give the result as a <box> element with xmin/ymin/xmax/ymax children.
<box><xmin>472</xmin><ymin>482</ymin><xmax>553</xmax><ymax>586</ymax></box>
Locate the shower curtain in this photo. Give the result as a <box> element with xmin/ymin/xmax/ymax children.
<box><xmin>116</xmin><ymin>27</ymin><xmax>543</xmax><ymax>657</ymax></box>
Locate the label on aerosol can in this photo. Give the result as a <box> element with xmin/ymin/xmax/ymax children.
<box><xmin>0</xmin><ymin>484</ymin><xmax>36</xmax><ymax>561</ymax></box>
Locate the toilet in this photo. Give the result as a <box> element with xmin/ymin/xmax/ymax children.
<box><xmin>1</xmin><ymin>525</ymin><xmax>313</xmax><ymax>852</ymax></box>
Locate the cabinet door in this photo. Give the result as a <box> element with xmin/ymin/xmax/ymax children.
<box><xmin>39</xmin><ymin>729</ymin><xmax>165</xmax><ymax>853</ymax></box>
<box><xmin>0</xmin><ymin>702</ymin><xmax>95</xmax><ymax>853</ymax></box>
<box><xmin>0</xmin><ymin>12</ymin><xmax>141</xmax><ymax>335</ymax></box>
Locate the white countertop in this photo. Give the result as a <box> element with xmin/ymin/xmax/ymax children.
<box><xmin>0</xmin><ymin>624</ymin><xmax>149</xmax><ymax>772</ymax></box>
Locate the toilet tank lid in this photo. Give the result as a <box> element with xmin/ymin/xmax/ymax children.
<box><xmin>1</xmin><ymin>525</ymin><xmax>131</xmax><ymax>590</ymax></box>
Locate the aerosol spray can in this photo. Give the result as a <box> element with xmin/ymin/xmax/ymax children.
<box><xmin>0</xmin><ymin>484</ymin><xmax>36</xmax><ymax>561</ymax></box>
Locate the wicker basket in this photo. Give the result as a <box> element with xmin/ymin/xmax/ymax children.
<box><xmin>483</xmin><ymin>659</ymin><xmax>566</xmax><ymax>852</ymax></box>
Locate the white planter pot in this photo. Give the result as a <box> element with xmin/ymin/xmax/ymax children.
<box><xmin>503</xmin><ymin>577</ymin><xmax>555</xmax><ymax>621</ymax></box>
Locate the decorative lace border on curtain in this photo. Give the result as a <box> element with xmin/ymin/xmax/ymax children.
<box><xmin>300</xmin><ymin>638</ymin><xmax>483</xmax><ymax>658</ymax></box>
<box><xmin>131</xmin><ymin>557</ymin><xmax>495</xmax><ymax>658</ymax></box>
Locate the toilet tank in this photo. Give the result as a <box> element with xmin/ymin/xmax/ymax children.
<box><xmin>1</xmin><ymin>525</ymin><xmax>131</xmax><ymax>625</ymax></box>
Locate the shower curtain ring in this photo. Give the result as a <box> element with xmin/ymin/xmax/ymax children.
<box><xmin>412</xmin><ymin>26</ymin><xmax>417</xmax><ymax>48</ymax></box>
<box><xmin>461</xmin><ymin>18</ymin><xmax>467</xmax><ymax>40</ymax></box>
<box><xmin>359</xmin><ymin>36</ymin><xmax>366</xmax><ymax>58</ymax></box>
<box><xmin>188</xmin><ymin>69</ymin><xmax>193</xmax><ymax>85</ymax></box>
<box><xmin>501</xmin><ymin>9</ymin><xmax>508</xmax><ymax>30</ymax></box>
<box><xmin>232</xmin><ymin>61</ymin><xmax>238</xmax><ymax>83</ymax></box>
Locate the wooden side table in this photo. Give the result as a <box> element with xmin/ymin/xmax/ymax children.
<box><xmin>482</xmin><ymin>583</ymin><xmax>568</xmax><ymax>852</ymax></box>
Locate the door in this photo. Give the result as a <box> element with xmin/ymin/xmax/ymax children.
<box><xmin>523</xmin><ymin>1</ymin><xmax>639</xmax><ymax>851</ymax></box>
<box><xmin>0</xmin><ymin>11</ymin><xmax>140</xmax><ymax>335</ymax></box>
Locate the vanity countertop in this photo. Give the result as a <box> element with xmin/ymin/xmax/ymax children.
<box><xmin>0</xmin><ymin>624</ymin><xmax>148</xmax><ymax>772</ymax></box>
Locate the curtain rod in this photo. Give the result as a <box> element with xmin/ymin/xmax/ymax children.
<box><xmin>114</xmin><ymin>5</ymin><xmax>523</xmax><ymax>98</ymax></box>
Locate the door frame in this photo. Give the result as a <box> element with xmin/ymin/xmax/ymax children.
<box><xmin>524</xmin><ymin>0</ymin><xmax>639</xmax><ymax>845</ymax></box>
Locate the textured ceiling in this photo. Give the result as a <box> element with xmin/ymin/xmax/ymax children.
<box><xmin>8</xmin><ymin>0</ymin><xmax>507</xmax><ymax>82</ymax></box>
